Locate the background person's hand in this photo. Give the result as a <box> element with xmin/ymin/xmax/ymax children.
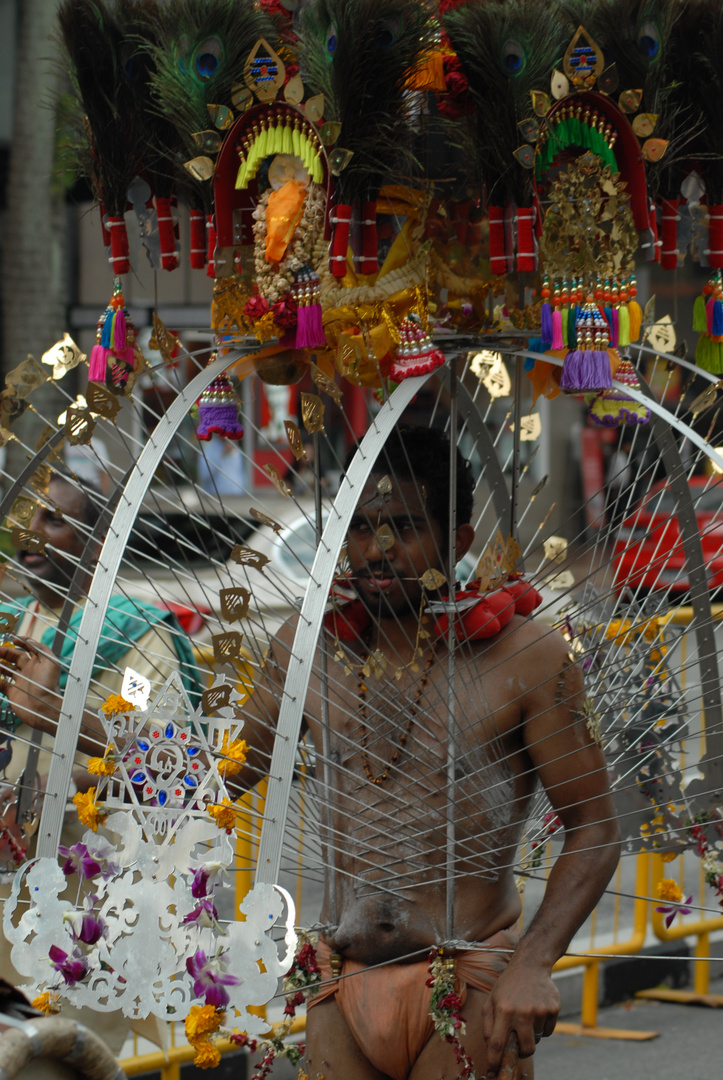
<box><xmin>0</xmin><ymin>638</ymin><xmax>62</xmax><ymax>730</ymax></box>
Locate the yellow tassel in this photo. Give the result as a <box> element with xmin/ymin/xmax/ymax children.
<box><xmin>292</xmin><ymin>125</ymin><xmax>302</xmax><ymax>159</ymax></box>
<box><xmin>628</xmin><ymin>299</ymin><xmax>643</xmax><ymax>341</ymax></box>
<box><xmin>281</xmin><ymin>119</ymin><xmax>293</xmax><ymax>156</ymax></box>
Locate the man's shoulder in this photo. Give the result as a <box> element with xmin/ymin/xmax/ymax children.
<box><xmin>476</xmin><ymin>612</ymin><xmax>569</xmax><ymax>666</ymax></box>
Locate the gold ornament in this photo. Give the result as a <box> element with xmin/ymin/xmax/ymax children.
<box><xmin>192</xmin><ymin>130</ymin><xmax>223</xmax><ymax>154</ymax></box>
<box><xmin>264</xmin><ymin>464</ymin><xmax>291</xmax><ymax>497</ymax></box>
<box><xmin>9</xmin><ymin>496</ymin><xmax>38</xmax><ymax>528</ymax></box>
<box><xmin>376</xmin><ymin>475</ymin><xmax>393</xmax><ymax>496</ymax></box>
<box><xmin>149</xmin><ymin>313</ymin><xmax>181</xmax><ymax>365</ymax></box>
<box><xmin>304</xmin><ymin>94</ymin><xmax>324</xmax><ymax>123</ymax></box>
<box><xmin>311</xmin><ymin>364</ymin><xmax>343</xmax><ymax>405</ymax></box>
<box><xmin>375</xmin><ymin>524</ymin><xmax>395</xmax><ymax>552</ymax></box>
<box><xmin>41</xmin><ymin>333</ymin><xmax>85</xmax><ymax>380</ymax></box>
<box><xmin>183</xmin><ymin>156</ymin><xmax>215</xmax><ymax>181</ymax></box>
<box><xmin>207</xmin><ymin>104</ymin><xmax>234</xmax><ymax>130</ymax></box>
<box><xmin>86</xmin><ymin>383</ymin><xmax>121</xmax><ymax>423</ymax></box>
<box><xmin>543</xmin><ymin>536</ymin><xmax>568</xmax><ymax>563</ymax></box>
<box><xmin>285</xmin><ymin>421</ymin><xmax>308</xmax><ymax>462</ymax></box>
<box><xmin>5</xmin><ymin>355</ymin><xmax>48</xmax><ymax>399</ymax></box>
<box><xmin>563</xmin><ymin>26</ymin><xmax>604</xmax><ymax>88</ymax></box>
<box><xmin>475</xmin><ymin>531</ymin><xmax>521</xmax><ymax>592</ymax></box>
<box><xmin>249</xmin><ymin>508</ymin><xmax>282</xmax><ymax>533</ymax></box>
<box><xmin>244</xmin><ymin>38</ymin><xmax>286</xmax><ymax>102</ymax></box>
<box><xmin>212</xmin><ymin>631</ymin><xmax>245</xmax><ymax>665</ymax></box>
<box><xmin>0</xmin><ymin>612</ymin><xmax>19</xmax><ymax>635</ymax></box>
<box><xmin>301</xmin><ymin>392</ymin><xmax>325</xmax><ymax>434</ymax></box>
<box><xmin>65</xmin><ymin>407</ymin><xmax>96</xmax><ymax>445</ymax></box>
<box><xmin>11</xmin><ymin>528</ymin><xmax>47</xmax><ymax>554</ymax></box>
<box><xmin>202</xmin><ymin>684</ymin><xmax>234</xmax><ymax>715</ymax></box>
<box><xmin>284</xmin><ymin>73</ymin><xmax>304</xmax><ymax>104</ymax></box>
<box><xmin>220</xmin><ymin>587</ymin><xmax>251</xmax><ymax>622</ymax></box>
<box><xmin>419</xmin><ymin>568</ymin><xmax>446</xmax><ymax>591</ymax></box>
<box><xmin>230</xmin><ymin>546</ymin><xmax>270</xmax><ymax>572</ymax></box>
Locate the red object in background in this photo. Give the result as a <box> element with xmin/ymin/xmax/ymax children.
<box><xmin>612</xmin><ymin>476</ymin><xmax>723</xmax><ymax>594</ymax></box>
<box><xmin>155</xmin><ymin>196</ymin><xmax>179</xmax><ymax>271</ymax></box>
<box><xmin>159</xmin><ymin>601</ymin><xmax>213</xmax><ymax>636</ymax></box>
<box><xmin>206</xmin><ymin>216</ymin><xmax>217</xmax><ymax>278</ymax></box>
<box><xmin>516</xmin><ymin>207</ymin><xmax>536</xmax><ymax>271</ymax></box>
<box><xmin>106</xmin><ymin>215</ymin><xmax>130</xmax><ymax>274</ymax></box>
<box><xmin>359</xmin><ymin>200</ymin><xmax>378</xmax><ymax>274</ymax></box>
<box><xmin>487</xmin><ymin>205</ymin><xmax>506</xmax><ymax>275</ymax></box>
<box><xmin>709</xmin><ymin>204</ymin><xmax>723</xmax><ymax>270</ymax></box>
<box><xmin>329</xmin><ymin>203</ymin><xmax>352</xmax><ymax>277</ymax></box>
<box><xmin>581</xmin><ymin>427</ymin><xmax>607</xmax><ymax>530</ymax></box>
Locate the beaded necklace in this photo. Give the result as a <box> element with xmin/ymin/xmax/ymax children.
<box><xmin>357</xmin><ymin>645</ymin><xmax>436</xmax><ymax>785</ymax></box>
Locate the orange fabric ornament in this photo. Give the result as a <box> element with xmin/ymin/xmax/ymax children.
<box><xmin>265</xmin><ymin>181</ymin><xmax>307</xmax><ymax>264</ymax></box>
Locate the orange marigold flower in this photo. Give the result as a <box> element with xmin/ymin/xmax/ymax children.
<box><xmin>72</xmin><ymin>788</ymin><xmax>107</xmax><ymax>832</ymax></box>
<box><xmin>185</xmin><ymin>1005</ymin><xmax>224</xmax><ymax>1043</ymax></box>
<box><xmin>218</xmin><ymin>734</ymin><xmax>249</xmax><ymax>778</ymax></box>
<box><xmin>32</xmin><ymin>991</ymin><xmax>61</xmax><ymax>1014</ymax></box>
<box><xmin>207</xmin><ymin>798</ymin><xmax>237</xmax><ymax>831</ymax></box>
<box><xmin>657</xmin><ymin>878</ymin><xmax>683</xmax><ymax>903</ymax></box>
<box><xmin>101</xmin><ymin>694</ymin><xmax>135</xmax><ymax>717</ymax></box>
<box><xmin>193</xmin><ymin>1039</ymin><xmax>221</xmax><ymax>1069</ymax></box>
<box><xmin>88</xmin><ymin>745</ymin><xmax>118</xmax><ymax>777</ymax></box>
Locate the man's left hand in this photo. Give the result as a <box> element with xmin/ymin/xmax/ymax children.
<box><xmin>0</xmin><ymin>638</ymin><xmax>62</xmax><ymax>731</ymax></box>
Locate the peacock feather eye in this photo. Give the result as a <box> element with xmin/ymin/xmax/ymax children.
<box><xmin>375</xmin><ymin>17</ymin><xmax>400</xmax><ymax>49</ymax></box>
<box><xmin>194</xmin><ymin>37</ymin><xmax>223</xmax><ymax>79</ymax></box>
<box><xmin>637</xmin><ymin>21</ymin><xmax>660</xmax><ymax>61</ymax></box>
<box><xmin>501</xmin><ymin>38</ymin><xmax>526</xmax><ymax>76</ymax></box>
<box><xmin>326</xmin><ymin>23</ymin><xmax>337</xmax><ymax>58</ymax></box>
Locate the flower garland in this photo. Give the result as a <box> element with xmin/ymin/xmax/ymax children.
<box><xmin>426</xmin><ymin>950</ymin><xmax>476</xmax><ymax>1080</ymax></box>
<box><xmin>690</xmin><ymin>816</ymin><xmax>723</xmax><ymax>907</ymax></box>
<box><xmin>251</xmin><ymin>184</ymin><xmax>326</xmax><ymax>304</ymax></box>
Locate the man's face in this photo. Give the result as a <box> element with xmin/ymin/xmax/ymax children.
<box><xmin>346</xmin><ymin>476</ymin><xmax>446</xmax><ymax>619</ymax></box>
<box><xmin>18</xmin><ymin>480</ymin><xmax>89</xmax><ymax>602</ymax></box>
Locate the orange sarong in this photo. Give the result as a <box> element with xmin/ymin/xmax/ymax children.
<box><xmin>307</xmin><ymin>927</ymin><xmax>520</xmax><ymax>1080</ymax></box>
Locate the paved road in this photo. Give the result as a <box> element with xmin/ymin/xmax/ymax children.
<box><xmin>535</xmin><ymin>976</ymin><xmax>723</xmax><ymax>1079</ymax></box>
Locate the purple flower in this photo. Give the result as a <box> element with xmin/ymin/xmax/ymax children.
<box><xmin>57</xmin><ymin>842</ymin><xmax>101</xmax><ymax>880</ymax></box>
<box><xmin>186</xmin><ymin>948</ymin><xmax>240</xmax><ymax>1009</ymax></box>
<box><xmin>191</xmin><ymin>866</ymin><xmax>211</xmax><ymax>898</ymax></box>
<box><xmin>48</xmin><ymin>945</ymin><xmax>90</xmax><ymax>986</ymax></box>
<box><xmin>182</xmin><ymin>897</ymin><xmax>219</xmax><ymax>929</ymax></box>
<box><xmin>656</xmin><ymin>895</ymin><xmax>694</xmax><ymax>928</ymax></box>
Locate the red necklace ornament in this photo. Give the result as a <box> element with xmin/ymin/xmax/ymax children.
<box><xmin>358</xmin><ymin>646</ymin><xmax>437</xmax><ymax>785</ymax></box>
<box><xmin>325</xmin><ymin>577</ymin><xmax>542</xmax><ymax>645</ymax></box>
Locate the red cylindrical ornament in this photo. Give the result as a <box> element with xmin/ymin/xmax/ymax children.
<box><xmin>487</xmin><ymin>205</ymin><xmax>507</xmax><ymax>275</ymax></box>
<box><xmin>106</xmin><ymin>216</ymin><xmax>130</xmax><ymax>275</ymax></box>
<box><xmin>189</xmin><ymin>209</ymin><xmax>206</xmax><ymax>269</ymax></box>
<box><xmin>660</xmin><ymin>197</ymin><xmax>679</xmax><ymax>270</ymax></box>
<box><xmin>206</xmin><ymin>214</ymin><xmax>217</xmax><ymax>278</ymax></box>
<box><xmin>709</xmin><ymin>205</ymin><xmax>723</xmax><ymax>270</ymax></box>
<box><xmin>329</xmin><ymin>203</ymin><xmax>352</xmax><ymax>278</ymax></box>
<box><xmin>155</xmin><ymin>196</ymin><xmax>179</xmax><ymax>271</ymax></box>
<box><xmin>516</xmin><ymin>207</ymin><xmax>536</xmax><ymax>272</ymax></box>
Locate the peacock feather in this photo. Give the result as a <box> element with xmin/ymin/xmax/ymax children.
<box><xmin>297</xmin><ymin>0</ymin><xmax>439</xmax><ymax>202</ymax></box>
<box><xmin>441</xmin><ymin>0</ymin><xmax>572</xmax><ymax>206</ymax></box>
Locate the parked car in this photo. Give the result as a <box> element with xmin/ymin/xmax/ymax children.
<box><xmin>612</xmin><ymin>476</ymin><xmax>723</xmax><ymax>595</ymax></box>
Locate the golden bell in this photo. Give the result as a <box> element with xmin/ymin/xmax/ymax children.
<box><xmin>253</xmin><ymin>349</ymin><xmax>309</xmax><ymax>385</ymax></box>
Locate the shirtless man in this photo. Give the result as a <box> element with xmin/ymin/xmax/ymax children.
<box><xmin>235</xmin><ymin>426</ymin><xmax>620</xmax><ymax>1080</ymax></box>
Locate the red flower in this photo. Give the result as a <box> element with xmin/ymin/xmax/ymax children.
<box><xmin>437</xmin><ymin>55</ymin><xmax>470</xmax><ymax>119</ymax></box>
<box><xmin>272</xmin><ymin>298</ymin><xmax>298</xmax><ymax>330</ymax></box>
<box><xmin>245</xmin><ymin>295</ymin><xmax>270</xmax><ymax>321</ymax></box>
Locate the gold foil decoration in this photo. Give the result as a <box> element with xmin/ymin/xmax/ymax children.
<box><xmin>582</xmin><ymin>699</ymin><xmax>604</xmax><ymax>747</ymax></box>
<box><xmin>517</xmin><ymin>117</ymin><xmax>540</xmax><ymax>143</ymax></box>
<box><xmin>642</xmin><ymin>138</ymin><xmax>668</xmax><ymax>162</ymax></box>
<box><xmin>301</xmin><ymin>392</ymin><xmax>325</xmax><ymax>434</ymax></box>
<box><xmin>284</xmin><ymin>73</ymin><xmax>304</xmax><ymax>104</ymax></box>
<box><xmin>285</xmin><ymin>420</ymin><xmax>308</xmax><ymax>462</ymax></box>
<box><xmin>11</xmin><ymin>528</ymin><xmax>47</xmax><ymax>554</ymax></box>
<box><xmin>86</xmin><ymin>383</ymin><xmax>121</xmax><ymax>422</ymax></box>
<box><xmin>65</xmin><ymin>407</ymin><xmax>96</xmax><ymax>445</ymax></box>
<box><xmin>643</xmin><ymin>295</ymin><xmax>656</xmax><ymax>324</ymax></box>
<box><xmin>598</xmin><ymin>64</ymin><xmax>619</xmax><ymax>95</ymax></box>
<box><xmin>29</xmin><ymin>465</ymin><xmax>51</xmax><ymax>497</ymax></box>
<box><xmin>230</xmin><ymin>545</ymin><xmax>270</xmax><ymax>572</ymax></box>
<box><xmin>304</xmin><ymin>94</ymin><xmax>324</xmax><ymax>123</ymax></box>
<box><xmin>376</xmin><ymin>475</ymin><xmax>393</xmax><ymax>496</ymax></box>
<box><xmin>149</xmin><ymin>312</ymin><xmax>181</xmax><ymax>365</ymax></box>
<box><xmin>0</xmin><ymin>425</ymin><xmax>14</xmax><ymax>448</ymax></box>
<box><xmin>311</xmin><ymin>364</ymin><xmax>343</xmax><ymax>404</ymax></box>
<box><xmin>510</xmin><ymin>413</ymin><xmax>542</xmax><ymax>441</ymax></box>
<box><xmin>207</xmin><ymin>104</ymin><xmax>234</xmax><ymax>130</ymax></box>
<box><xmin>220</xmin><ymin>586</ymin><xmax>251</xmax><ymax>622</ymax></box>
<box><xmin>192</xmin><ymin>130</ymin><xmax>223</xmax><ymax>154</ymax></box>
<box><xmin>419</xmin><ymin>568</ymin><xmax>446</xmax><ymax>591</ymax></box>
<box><xmin>6</xmin><ymin>355</ymin><xmax>48</xmax><ymax>399</ymax></box>
<box><xmin>546</xmin><ymin>569</ymin><xmax>575</xmax><ymax>591</ymax></box>
<box><xmin>513</xmin><ymin>145</ymin><xmax>535</xmax><ymax>169</ymax></box>
<box><xmin>563</xmin><ymin>26</ymin><xmax>604</xmax><ymax>86</ymax></box>
<box><xmin>202</xmin><ymin>683</ymin><xmax>234</xmax><ymax>715</ymax></box>
<box><xmin>543</xmin><ymin>536</ymin><xmax>568</xmax><ymax>563</ymax></box>
<box><xmin>213</xmin><ymin>631</ymin><xmax>245</xmax><ymax>665</ymax></box>
<box><xmin>529</xmin><ymin>475</ymin><xmax>548</xmax><ymax>501</ymax></box>
<box><xmin>619</xmin><ymin>88</ymin><xmax>642</xmax><ymax>113</ymax></box>
<box><xmin>184</xmin><ymin>156</ymin><xmax>215</xmax><ymax>181</ymax></box>
<box><xmin>35</xmin><ymin>424</ymin><xmax>64</xmax><ymax>463</ymax></box>
<box><xmin>0</xmin><ymin>391</ymin><xmax>28</xmax><ymax>428</ymax></box>
<box><xmin>41</xmin><ymin>333</ymin><xmax>85</xmax><ymax>380</ymax></box>
<box><xmin>481</xmin><ymin>355</ymin><xmax>511</xmax><ymax>398</ymax></box>
<box><xmin>475</xmin><ymin>531</ymin><xmax>521</xmax><ymax>592</ymax></box>
<box><xmin>264</xmin><ymin>464</ymin><xmax>291</xmax><ymax>497</ymax></box>
<box><xmin>645</xmin><ymin>314</ymin><xmax>676</xmax><ymax>354</ymax></box>
<box><xmin>328</xmin><ymin>148</ymin><xmax>354</xmax><ymax>175</ymax></box>
<box><xmin>689</xmin><ymin>385</ymin><xmax>718</xmax><ymax>420</ymax></box>
<box><xmin>375</xmin><ymin>524</ymin><xmax>394</xmax><ymax>552</ymax></box>
<box><xmin>550</xmin><ymin>69</ymin><xmax>569</xmax><ymax>99</ymax></box>
<box><xmin>632</xmin><ymin>113</ymin><xmax>657</xmax><ymax>137</ymax></box>
<box><xmin>249</xmin><ymin>507</ymin><xmax>282</xmax><ymax>533</ymax></box>
<box><xmin>244</xmin><ymin>38</ymin><xmax>286</xmax><ymax>102</ymax></box>
<box><xmin>530</xmin><ymin>90</ymin><xmax>551</xmax><ymax>116</ymax></box>
<box><xmin>0</xmin><ymin>612</ymin><xmax>19</xmax><ymax>636</ymax></box>
<box><xmin>231</xmin><ymin>82</ymin><xmax>253</xmax><ymax>111</ymax></box>
<box><xmin>9</xmin><ymin>496</ymin><xmax>37</xmax><ymax>528</ymax></box>
<box><xmin>320</xmin><ymin>121</ymin><xmax>342</xmax><ymax>146</ymax></box>
<box><xmin>362</xmin><ymin>649</ymin><xmax>387</xmax><ymax>680</ymax></box>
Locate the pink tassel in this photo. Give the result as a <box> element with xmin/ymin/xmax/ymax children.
<box><xmin>87</xmin><ymin>344</ymin><xmax>108</xmax><ymax>383</ymax></box>
<box><xmin>611</xmin><ymin>307</ymin><xmax>619</xmax><ymax>348</ymax></box>
<box><xmin>551</xmin><ymin>310</ymin><xmax>564</xmax><ymax>349</ymax></box>
<box><xmin>295</xmin><ymin>304</ymin><xmax>325</xmax><ymax>348</ymax></box>
<box><xmin>113</xmin><ymin>309</ymin><xmax>127</xmax><ymax>351</ymax></box>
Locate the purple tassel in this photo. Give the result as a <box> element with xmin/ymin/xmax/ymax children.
<box><xmin>560</xmin><ymin>350</ymin><xmax>584</xmax><ymax>390</ymax></box>
<box><xmin>113</xmin><ymin>308</ymin><xmax>127</xmax><ymax>351</ymax></box>
<box><xmin>561</xmin><ymin>349</ymin><xmax>613</xmax><ymax>391</ymax></box>
<box><xmin>611</xmin><ymin>308</ymin><xmax>619</xmax><ymax>348</ymax></box>
<box><xmin>87</xmin><ymin>344</ymin><xmax>108</xmax><ymax>383</ymax></box>
<box><xmin>551</xmin><ymin>310</ymin><xmax>564</xmax><ymax>349</ymax></box>
<box><xmin>541</xmin><ymin>302</ymin><xmax>553</xmax><ymax>345</ymax></box>
<box><xmin>196</xmin><ymin>402</ymin><xmax>244</xmax><ymax>441</ymax></box>
<box><xmin>707</xmin><ymin>296</ymin><xmax>715</xmax><ymax>334</ymax></box>
<box><xmin>713</xmin><ymin>300</ymin><xmax>723</xmax><ymax>336</ymax></box>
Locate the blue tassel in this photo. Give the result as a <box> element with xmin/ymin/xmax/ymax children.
<box><xmin>540</xmin><ymin>302</ymin><xmax>553</xmax><ymax>346</ymax></box>
<box><xmin>713</xmin><ymin>299</ymin><xmax>723</xmax><ymax>336</ymax></box>
<box><xmin>525</xmin><ymin>338</ymin><xmax>543</xmax><ymax>369</ymax></box>
<box><xmin>99</xmin><ymin>309</ymin><xmax>114</xmax><ymax>349</ymax></box>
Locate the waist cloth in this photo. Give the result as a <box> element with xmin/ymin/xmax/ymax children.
<box><xmin>307</xmin><ymin>926</ymin><xmax>520</xmax><ymax>1080</ymax></box>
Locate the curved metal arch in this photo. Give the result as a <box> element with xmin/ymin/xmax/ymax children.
<box><xmin>36</xmin><ymin>350</ymin><xmax>256</xmax><ymax>858</ymax></box>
